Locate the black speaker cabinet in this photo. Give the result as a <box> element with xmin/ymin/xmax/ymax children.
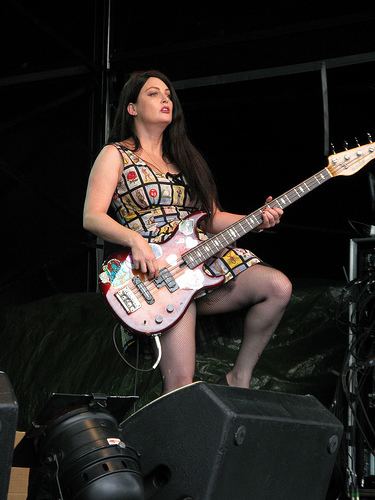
<box><xmin>0</xmin><ymin>371</ymin><xmax>18</xmax><ymax>500</ymax></box>
<box><xmin>120</xmin><ymin>382</ymin><xmax>343</xmax><ymax>500</ymax></box>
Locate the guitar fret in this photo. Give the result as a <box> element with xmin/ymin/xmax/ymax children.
<box><xmin>202</xmin><ymin>245</ymin><xmax>210</xmax><ymax>255</ymax></box>
<box><xmin>184</xmin><ymin>254</ymin><xmax>193</xmax><ymax>267</ymax></box>
<box><xmin>205</xmin><ymin>245</ymin><xmax>213</xmax><ymax>255</ymax></box>
<box><xmin>275</xmin><ymin>199</ymin><xmax>283</xmax><ymax>208</ymax></box>
<box><xmin>219</xmin><ymin>235</ymin><xmax>227</xmax><ymax>246</ymax></box>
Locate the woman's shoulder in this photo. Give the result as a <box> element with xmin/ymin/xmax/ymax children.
<box><xmin>110</xmin><ymin>139</ymin><xmax>135</xmax><ymax>153</ymax></box>
<box><xmin>105</xmin><ymin>141</ymin><xmax>129</xmax><ymax>153</ymax></box>
<box><xmin>104</xmin><ymin>142</ymin><xmax>135</xmax><ymax>166</ymax></box>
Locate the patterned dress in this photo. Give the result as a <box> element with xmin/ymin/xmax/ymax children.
<box><xmin>111</xmin><ymin>143</ymin><xmax>261</xmax><ymax>286</ymax></box>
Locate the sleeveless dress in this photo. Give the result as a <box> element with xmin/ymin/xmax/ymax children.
<box><xmin>110</xmin><ymin>143</ymin><xmax>261</xmax><ymax>288</ymax></box>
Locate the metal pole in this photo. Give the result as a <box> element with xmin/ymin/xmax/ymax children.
<box><xmin>95</xmin><ymin>0</ymin><xmax>112</xmax><ymax>292</ymax></box>
<box><xmin>348</xmin><ymin>239</ymin><xmax>359</xmax><ymax>499</ymax></box>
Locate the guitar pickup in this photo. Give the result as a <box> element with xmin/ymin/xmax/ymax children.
<box><xmin>153</xmin><ymin>274</ymin><xmax>165</xmax><ymax>288</ymax></box>
<box><xmin>132</xmin><ymin>276</ymin><xmax>155</xmax><ymax>305</ymax></box>
<box><xmin>154</xmin><ymin>268</ymin><xmax>179</xmax><ymax>293</ymax></box>
<box><xmin>115</xmin><ymin>286</ymin><xmax>141</xmax><ymax>314</ymax></box>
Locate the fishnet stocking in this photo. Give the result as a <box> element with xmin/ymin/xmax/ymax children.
<box><xmin>158</xmin><ymin>264</ymin><xmax>292</xmax><ymax>392</ymax></box>
<box><xmin>197</xmin><ymin>264</ymin><xmax>292</xmax><ymax>387</ymax></box>
<box><xmin>157</xmin><ymin>302</ymin><xmax>197</xmax><ymax>394</ymax></box>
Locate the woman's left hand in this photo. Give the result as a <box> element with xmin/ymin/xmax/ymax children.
<box><xmin>259</xmin><ymin>196</ymin><xmax>283</xmax><ymax>229</ymax></box>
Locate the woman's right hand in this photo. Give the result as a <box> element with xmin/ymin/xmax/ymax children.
<box><xmin>129</xmin><ymin>232</ymin><xmax>159</xmax><ymax>278</ymax></box>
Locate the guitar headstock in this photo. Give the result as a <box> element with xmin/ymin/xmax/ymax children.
<box><xmin>327</xmin><ymin>139</ymin><xmax>375</xmax><ymax>177</ymax></box>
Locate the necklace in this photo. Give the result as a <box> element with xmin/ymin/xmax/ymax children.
<box><xmin>139</xmin><ymin>149</ymin><xmax>172</xmax><ymax>175</ymax></box>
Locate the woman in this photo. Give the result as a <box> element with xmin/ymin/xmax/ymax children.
<box><xmin>83</xmin><ymin>69</ymin><xmax>292</xmax><ymax>393</ymax></box>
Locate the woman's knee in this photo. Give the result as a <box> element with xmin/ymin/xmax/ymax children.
<box><xmin>270</xmin><ymin>270</ymin><xmax>292</xmax><ymax>304</ymax></box>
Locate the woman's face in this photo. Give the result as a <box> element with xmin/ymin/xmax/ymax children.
<box><xmin>129</xmin><ymin>77</ymin><xmax>173</xmax><ymax>128</ymax></box>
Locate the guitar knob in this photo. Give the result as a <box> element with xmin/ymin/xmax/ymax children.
<box><xmin>155</xmin><ymin>315</ymin><xmax>164</xmax><ymax>324</ymax></box>
<box><xmin>166</xmin><ymin>304</ymin><xmax>174</xmax><ymax>313</ymax></box>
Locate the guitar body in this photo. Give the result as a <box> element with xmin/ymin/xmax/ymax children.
<box><xmin>99</xmin><ymin>212</ymin><xmax>225</xmax><ymax>335</ymax></box>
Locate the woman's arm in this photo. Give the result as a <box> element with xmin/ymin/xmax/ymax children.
<box><xmin>208</xmin><ymin>197</ymin><xmax>283</xmax><ymax>234</ymax></box>
<box><xmin>83</xmin><ymin>145</ymin><xmax>159</xmax><ymax>276</ymax></box>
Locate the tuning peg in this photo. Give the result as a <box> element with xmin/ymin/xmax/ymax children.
<box><xmin>355</xmin><ymin>137</ymin><xmax>360</xmax><ymax>146</ymax></box>
<box><xmin>343</xmin><ymin>140</ymin><xmax>349</xmax><ymax>150</ymax></box>
<box><xmin>367</xmin><ymin>132</ymin><xmax>373</xmax><ymax>143</ymax></box>
<box><xmin>330</xmin><ymin>142</ymin><xmax>336</xmax><ymax>154</ymax></box>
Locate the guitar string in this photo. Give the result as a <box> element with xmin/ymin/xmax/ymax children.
<box><xmin>124</xmin><ymin>259</ymin><xmax>186</xmax><ymax>299</ymax></box>
<box><xmin>120</xmin><ymin>151</ymin><xmax>373</xmax><ymax>301</ymax></box>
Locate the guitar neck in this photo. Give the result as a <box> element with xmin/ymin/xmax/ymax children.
<box><xmin>183</xmin><ymin>167</ymin><xmax>332</xmax><ymax>268</ymax></box>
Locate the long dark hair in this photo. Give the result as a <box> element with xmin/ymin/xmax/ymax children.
<box><xmin>108</xmin><ymin>69</ymin><xmax>219</xmax><ymax>218</ymax></box>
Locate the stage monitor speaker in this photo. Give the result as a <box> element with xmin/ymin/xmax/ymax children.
<box><xmin>120</xmin><ymin>382</ymin><xmax>343</xmax><ymax>500</ymax></box>
<box><xmin>0</xmin><ymin>371</ymin><xmax>18</xmax><ymax>500</ymax></box>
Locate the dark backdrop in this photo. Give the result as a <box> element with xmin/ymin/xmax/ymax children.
<box><xmin>1</xmin><ymin>1</ymin><xmax>375</xmax><ymax>305</ymax></box>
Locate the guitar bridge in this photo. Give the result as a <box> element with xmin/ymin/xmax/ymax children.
<box><xmin>115</xmin><ymin>286</ymin><xmax>141</xmax><ymax>314</ymax></box>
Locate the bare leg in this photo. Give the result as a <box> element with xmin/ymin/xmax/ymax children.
<box><xmin>157</xmin><ymin>302</ymin><xmax>197</xmax><ymax>394</ymax></box>
<box><xmin>196</xmin><ymin>264</ymin><xmax>292</xmax><ymax>388</ymax></box>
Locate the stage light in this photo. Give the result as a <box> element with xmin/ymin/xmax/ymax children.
<box><xmin>13</xmin><ymin>393</ymin><xmax>144</xmax><ymax>500</ymax></box>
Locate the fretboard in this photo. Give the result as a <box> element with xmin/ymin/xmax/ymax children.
<box><xmin>182</xmin><ymin>167</ymin><xmax>331</xmax><ymax>269</ymax></box>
